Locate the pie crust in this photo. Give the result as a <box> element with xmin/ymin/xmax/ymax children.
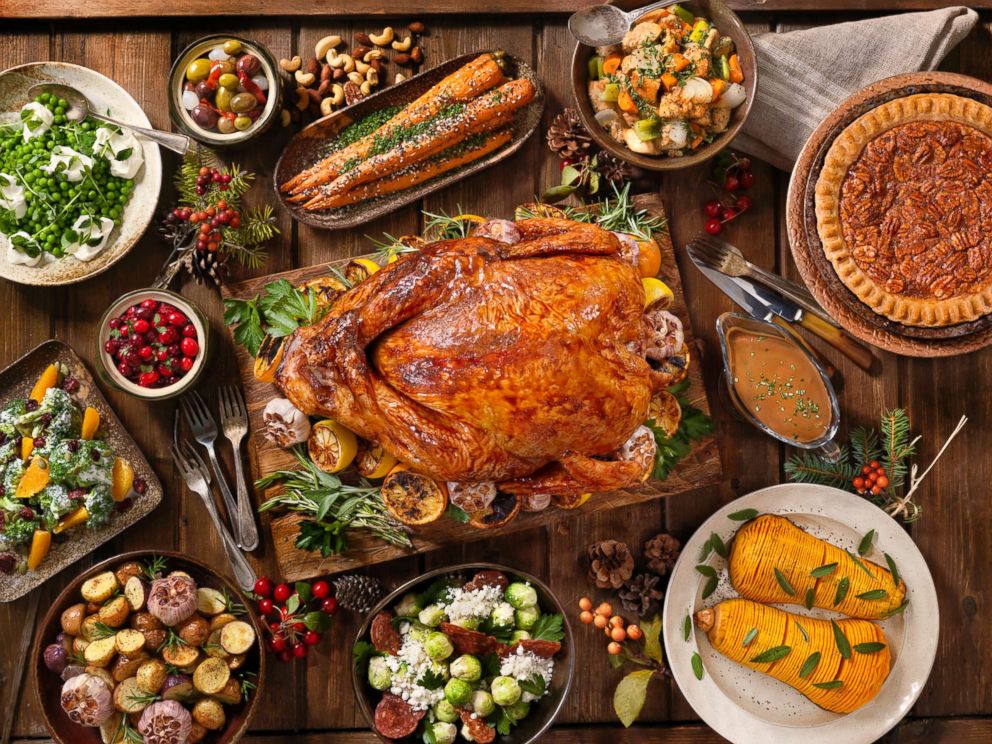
<box><xmin>815</xmin><ymin>93</ymin><xmax>992</xmax><ymax>327</ymax></box>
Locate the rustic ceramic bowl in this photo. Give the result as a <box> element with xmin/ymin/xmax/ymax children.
<box><xmin>352</xmin><ymin>563</ymin><xmax>574</xmax><ymax>744</ymax></box>
<box><xmin>570</xmin><ymin>0</ymin><xmax>757</xmax><ymax>171</ymax></box>
<box><xmin>95</xmin><ymin>288</ymin><xmax>210</xmax><ymax>400</ymax></box>
<box><xmin>0</xmin><ymin>62</ymin><xmax>162</xmax><ymax>286</ymax></box>
<box><xmin>33</xmin><ymin>550</ymin><xmax>266</xmax><ymax>744</ymax></box>
<box><xmin>274</xmin><ymin>50</ymin><xmax>544</xmax><ymax>230</ymax></box>
<box><xmin>0</xmin><ymin>340</ymin><xmax>163</xmax><ymax>602</ymax></box>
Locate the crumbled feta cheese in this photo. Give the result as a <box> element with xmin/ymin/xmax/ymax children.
<box><xmin>440</xmin><ymin>584</ymin><xmax>504</xmax><ymax>625</ymax></box>
<box><xmin>499</xmin><ymin>648</ymin><xmax>554</xmax><ymax>703</ymax></box>
<box><xmin>383</xmin><ymin>631</ymin><xmax>446</xmax><ymax>711</ymax></box>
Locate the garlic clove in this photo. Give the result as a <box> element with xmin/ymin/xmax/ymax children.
<box><xmin>147</xmin><ymin>575</ymin><xmax>199</xmax><ymax>627</ymax></box>
<box><xmin>139</xmin><ymin>699</ymin><xmax>193</xmax><ymax>744</ymax></box>
<box><xmin>60</xmin><ymin>672</ymin><xmax>115</xmax><ymax>726</ymax></box>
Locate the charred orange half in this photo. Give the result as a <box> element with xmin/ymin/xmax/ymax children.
<box><xmin>253</xmin><ymin>334</ymin><xmax>286</xmax><ymax>383</ymax></box>
<box><xmin>468</xmin><ymin>491</ymin><xmax>521</xmax><ymax>529</ymax></box>
<box><xmin>381</xmin><ymin>464</ymin><xmax>448</xmax><ymax>525</ymax></box>
<box><xmin>356</xmin><ymin>441</ymin><xmax>398</xmax><ymax>480</ymax></box>
<box><xmin>647</xmin><ymin>390</ymin><xmax>682</xmax><ymax>438</ymax></box>
<box><xmin>308</xmin><ymin>420</ymin><xmax>358</xmax><ymax>474</ymax></box>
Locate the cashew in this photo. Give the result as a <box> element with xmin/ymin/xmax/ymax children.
<box><xmin>279</xmin><ymin>108</ymin><xmax>291</xmax><ymax>127</ymax></box>
<box><xmin>319</xmin><ymin>97</ymin><xmax>335</xmax><ymax>116</ymax></box>
<box><xmin>368</xmin><ymin>27</ymin><xmax>395</xmax><ymax>46</ymax></box>
<box><xmin>365</xmin><ymin>68</ymin><xmax>379</xmax><ymax>87</ymax></box>
<box><xmin>391</xmin><ymin>35</ymin><xmax>412</xmax><ymax>52</ymax></box>
<box><xmin>355</xmin><ymin>59</ymin><xmax>370</xmax><ymax>75</ymax></box>
<box><xmin>294</xmin><ymin>86</ymin><xmax>309</xmax><ymax>111</ymax></box>
<box><xmin>294</xmin><ymin>70</ymin><xmax>316</xmax><ymax>87</ymax></box>
<box><xmin>326</xmin><ymin>49</ymin><xmax>355</xmax><ymax>73</ymax></box>
<box><xmin>394</xmin><ymin>73</ymin><xmax>406</xmax><ymax>84</ymax></box>
<box><xmin>279</xmin><ymin>55</ymin><xmax>302</xmax><ymax>73</ymax></box>
<box><xmin>314</xmin><ymin>34</ymin><xmax>342</xmax><ymax>60</ymax></box>
<box><xmin>363</xmin><ymin>49</ymin><xmax>385</xmax><ymax>63</ymax></box>
<box><xmin>347</xmin><ymin>70</ymin><xmax>364</xmax><ymax>85</ymax></box>
<box><xmin>328</xmin><ymin>83</ymin><xmax>345</xmax><ymax>105</ymax></box>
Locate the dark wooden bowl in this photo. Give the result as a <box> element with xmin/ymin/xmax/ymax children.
<box><xmin>274</xmin><ymin>50</ymin><xmax>544</xmax><ymax>230</ymax></box>
<box><xmin>352</xmin><ymin>563</ymin><xmax>574</xmax><ymax>744</ymax></box>
<box><xmin>787</xmin><ymin>71</ymin><xmax>992</xmax><ymax>357</ymax></box>
<box><xmin>571</xmin><ymin>0</ymin><xmax>757</xmax><ymax>171</ymax></box>
<box><xmin>33</xmin><ymin>551</ymin><xmax>266</xmax><ymax>744</ymax></box>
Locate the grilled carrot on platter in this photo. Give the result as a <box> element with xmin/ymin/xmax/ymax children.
<box><xmin>281</xmin><ymin>53</ymin><xmax>506</xmax><ymax>194</ymax></box>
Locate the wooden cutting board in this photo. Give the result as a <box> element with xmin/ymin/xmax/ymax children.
<box><xmin>222</xmin><ymin>194</ymin><xmax>722</xmax><ymax>580</ymax></box>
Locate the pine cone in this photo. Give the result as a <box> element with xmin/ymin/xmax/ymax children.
<box><xmin>190</xmin><ymin>249</ymin><xmax>226</xmax><ymax>286</ymax></box>
<box><xmin>332</xmin><ymin>574</ymin><xmax>384</xmax><ymax>613</ymax></box>
<box><xmin>618</xmin><ymin>572</ymin><xmax>664</xmax><ymax>617</ymax></box>
<box><xmin>547</xmin><ymin>108</ymin><xmax>593</xmax><ymax>160</ymax></box>
<box><xmin>643</xmin><ymin>533</ymin><xmax>681</xmax><ymax>576</ymax></box>
<box><xmin>587</xmin><ymin>539</ymin><xmax>634</xmax><ymax>589</ymax></box>
<box><xmin>597</xmin><ymin>152</ymin><xmax>634</xmax><ymax>185</ymax></box>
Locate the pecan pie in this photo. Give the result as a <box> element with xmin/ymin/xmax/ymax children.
<box><xmin>815</xmin><ymin>93</ymin><xmax>992</xmax><ymax>327</ymax></box>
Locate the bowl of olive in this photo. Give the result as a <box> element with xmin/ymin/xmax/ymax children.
<box><xmin>169</xmin><ymin>35</ymin><xmax>281</xmax><ymax>146</ymax></box>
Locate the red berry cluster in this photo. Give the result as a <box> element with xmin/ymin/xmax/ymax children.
<box><xmin>852</xmin><ymin>460</ymin><xmax>889</xmax><ymax>496</ymax></box>
<box><xmin>166</xmin><ymin>197</ymin><xmax>241</xmax><ymax>254</ymax></box>
<box><xmin>196</xmin><ymin>165</ymin><xmax>232</xmax><ymax>195</ymax></box>
<box><xmin>104</xmin><ymin>299</ymin><xmax>200</xmax><ymax>388</ymax></box>
<box><xmin>253</xmin><ymin>576</ymin><xmax>337</xmax><ymax>663</ymax></box>
<box><xmin>703</xmin><ymin>154</ymin><xmax>755</xmax><ymax>236</ymax></box>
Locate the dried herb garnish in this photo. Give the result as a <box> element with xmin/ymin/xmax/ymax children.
<box><xmin>858</xmin><ymin>529</ymin><xmax>876</xmax><ymax>556</ymax></box>
<box><xmin>831</xmin><ymin>620</ymin><xmax>851</xmax><ymax>660</ymax></box>
<box><xmin>799</xmin><ymin>652</ymin><xmax>820</xmax><ymax>678</ymax></box>
<box><xmin>813</xmin><ymin>680</ymin><xmax>844</xmax><ymax>690</ymax></box>
<box><xmin>804</xmin><ymin>588</ymin><xmax>815</xmax><ymax>610</ymax></box>
<box><xmin>774</xmin><ymin>568</ymin><xmax>796</xmax><ymax>596</ymax></box>
<box><xmin>691</xmin><ymin>652</ymin><xmax>704</xmax><ymax>680</ymax></box>
<box><xmin>853</xmin><ymin>642</ymin><xmax>886</xmax><ymax>654</ymax></box>
<box><xmin>728</xmin><ymin>508</ymin><xmax>759</xmax><ymax>521</ymax></box>
<box><xmin>834</xmin><ymin>577</ymin><xmax>850</xmax><ymax>606</ymax></box>
<box><xmin>884</xmin><ymin>553</ymin><xmax>900</xmax><ymax>587</ymax></box>
<box><xmin>810</xmin><ymin>562</ymin><xmax>838</xmax><ymax>578</ymax></box>
<box><xmin>856</xmin><ymin>589</ymin><xmax>889</xmax><ymax>601</ymax></box>
<box><xmin>742</xmin><ymin>627</ymin><xmax>758</xmax><ymax>647</ymax></box>
<box><xmin>683</xmin><ymin>614</ymin><xmax>692</xmax><ymax>642</ymax></box>
<box><xmin>750</xmin><ymin>645</ymin><xmax>791</xmax><ymax>664</ymax></box>
<box><xmin>709</xmin><ymin>532</ymin><xmax>728</xmax><ymax>559</ymax></box>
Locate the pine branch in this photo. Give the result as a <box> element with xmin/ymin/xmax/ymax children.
<box><xmin>849</xmin><ymin>426</ymin><xmax>881</xmax><ymax>466</ymax></box>
<box><xmin>784</xmin><ymin>447</ymin><xmax>856</xmax><ymax>487</ymax></box>
<box><xmin>880</xmin><ymin>409</ymin><xmax>914</xmax><ymax>489</ymax></box>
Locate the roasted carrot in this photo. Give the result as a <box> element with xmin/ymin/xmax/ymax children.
<box><xmin>660</xmin><ymin>72</ymin><xmax>677</xmax><ymax>92</ymax></box>
<box><xmin>306</xmin><ymin>129</ymin><xmax>513</xmax><ymax>209</ymax></box>
<box><xmin>617</xmin><ymin>89</ymin><xmax>638</xmax><ymax>114</ymax></box>
<box><xmin>709</xmin><ymin>78</ymin><xmax>727</xmax><ymax>99</ymax></box>
<box><xmin>728</xmin><ymin>54</ymin><xmax>744</xmax><ymax>84</ymax></box>
<box><xmin>671</xmin><ymin>53</ymin><xmax>690</xmax><ymax>72</ymax></box>
<box><xmin>304</xmin><ymin>78</ymin><xmax>535</xmax><ymax>206</ymax></box>
<box><xmin>281</xmin><ymin>54</ymin><xmax>506</xmax><ymax>195</ymax></box>
<box><xmin>602</xmin><ymin>53</ymin><xmax>622</xmax><ymax>75</ymax></box>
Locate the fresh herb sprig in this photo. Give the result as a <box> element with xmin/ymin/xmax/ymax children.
<box><xmin>224</xmin><ymin>279</ymin><xmax>330</xmax><ymax>356</ymax></box>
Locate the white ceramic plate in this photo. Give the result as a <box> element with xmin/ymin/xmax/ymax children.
<box><xmin>0</xmin><ymin>61</ymin><xmax>162</xmax><ymax>286</ymax></box>
<box><xmin>662</xmin><ymin>483</ymin><xmax>938</xmax><ymax>744</ymax></box>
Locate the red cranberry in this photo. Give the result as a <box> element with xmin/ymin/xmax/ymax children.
<box><xmin>67</xmin><ymin>439</ymin><xmax>80</xmax><ymax>453</ymax></box>
<box><xmin>19</xmin><ymin>506</ymin><xmax>34</xmax><ymax>520</ymax></box>
<box><xmin>157</xmin><ymin>349</ymin><xmax>169</xmax><ymax>362</ymax></box>
<box><xmin>133</xmin><ymin>319</ymin><xmax>150</xmax><ymax>334</ymax></box>
<box><xmin>117</xmin><ymin>361</ymin><xmax>134</xmax><ymax>378</ymax></box>
<box><xmin>140</xmin><ymin>299</ymin><xmax>158</xmax><ymax>309</ymax></box>
<box><xmin>179</xmin><ymin>357</ymin><xmax>194</xmax><ymax>373</ymax></box>
<box><xmin>139</xmin><ymin>346</ymin><xmax>154</xmax><ymax>361</ymax></box>
<box><xmin>182</xmin><ymin>324</ymin><xmax>197</xmax><ymax>339</ymax></box>
<box><xmin>0</xmin><ymin>553</ymin><xmax>15</xmax><ymax>573</ymax></box>
<box><xmin>90</xmin><ymin>449</ymin><xmax>101</xmax><ymax>462</ymax></box>
<box><xmin>133</xmin><ymin>478</ymin><xmax>148</xmax><ymax>495</ymax></box>
<box><xmin>61</xmin><ymin>376</ymin><xmax>80</xmax><ymax>393</ymax></box>
<box><xmin>25</xmin><ymin>400</ymin><xmax>39</xmax><ymax>412</ymax></box>
<box><xmin>68</xmin><ymin>487</ymin><xmax>86</xmax><ymax>500</ymax></box>
<box><xmin>118</xmin><ymin>325</ymin><xmax>130</xmax><ymax>338</ymax></box>
<box><xmin>33</xmin><ymin>436</ymin><xmax>45</xmax><ymax>448</ymax></box>
<box><xmin>104</xmin><ymin>340</ymin><xmax>119</xmax><ymax>355</ymax></box>
<box><xmin>158</xmin><ymin>328</ymin><xmax>178</xmax><ymax>345</ymax></box>
<box><xmin>38</xmin><ymin>413</ymin><xmax>52</xmax><ymax>427</ymax></box>
<box><xmin>135</xmin><ymin>306</ymin><xmax>154</xmax><ymax>321</ymax></box>
<box><xmin>181</xmin><ymin>338</ymin><xmax>199</xmax><ymax>358</ymax></box>
<box><xmin>108</xmin><ymin>318</ymin><xmax>121</xmax><ymax>330</ymax></box>
<box><xmin>168</xmin><ymin>312</ymin><xmax>188</xmax><ymax>327</ymax></box>
<box><xmin>167</xmin><ymin>344</ymin><xmax>181</xmax><ymax>357</ymax></box>
<box><xmin>164</xmin><ymin>376</ymin><xmax>179</xmax><ymax>386</ymax></box>
<box><xmin>138</xmin><ymin>371</ymin><xmax>159</xmax><ymax>387</ymax></box>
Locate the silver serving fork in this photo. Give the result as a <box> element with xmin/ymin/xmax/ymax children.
<box><xmin>218</xmin><ymin>385</ymin><xmax>259</xmax><ymax>551</ymax></box>
<box><xmin>179</xmin><ymin>391</ymin><xmax>249</xmax><ymax>550</ymax></box>
<box><xmin>171</xmin><ymin>435</ymin><xmax>256</xmax><ymax>591</ymax></box>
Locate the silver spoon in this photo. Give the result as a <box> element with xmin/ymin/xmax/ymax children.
<box><xmin>28</xmin><ymin>82</ymin><xmax>190</xmax><ymax>155</ymax></box>
<box><xmin>569</xmin><ymin>1</ymin><xmax>680</xmax><ymax>47</ymax></box>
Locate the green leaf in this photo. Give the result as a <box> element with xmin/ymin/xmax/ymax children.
<box><xmin>795</xmin><ymin>621</ymin><xmax>810</xmax><ymax>643</ymax></box>
<box><xmin>698</xmin><ymin>538</ymin><xmax>713</xmax><ymax>562</ymax></box>
<box><xmin>774</xmin><ymin>568</ymin><xmax>796</xmax><ymax>596</ymax></box>
<box><xmin>803</xmin><ymin>588</ymin><xmax>815</xmax><ymax>610</ymax></box>
<box><xmin>303</xmin><ymin>611</ymin><xmax>331</xmax><ymax>633</ymax></box>
<box><xmin>750</xmin><ymin>645</ymin><xmax>791</xmax><ymax>663</ymax></box>
<box><xmin>853</xmin><ymin>642</ymin><xmax>887</xmax><ymax>654</ymax></box>
<box><xmin>642</xmin><ymin>615</ymin><xmax>663</xmax><ymax>663</ymax></box>
<box><xmin>701</xmin><ymin>575</ymin><xmax>718</xmax><ymax>600</ymax></box>
<box><xmin>799</xmin><ymin>651</ymin><xmax>820</xmax><ymax>678</ymax></box>
<box><xmin>561</xmin><ymin>165</ymin><xmax>581</xmax><ymax>186</ymax></box>
<box><xmin>882</xmin><ymin>599</ymin><xmax>910</xmax><ymax>618</ymax></box>
<box><xmin>416</xmin><ymin>668</ymin><xmax>446</xmax><ymax>690</ymax></box>
<box><xmin>858</xmin><ymin>529</ymin><xmax>876</xmax><ymax>556</ymax></box>
<box><xmin>446</xmin><ymin>504</ymin><xmax>469</xmax><ymax>523</ymax></box>
<box><xmin>831</xmin><ymin>620</ymin><xmax>851</xmax><ymax>660</ymax></box>
<box><xmin>542</xmin><ymin>184</ymin><xmax>577</xmax><ymax>203</ymax></box>
<box><xmin>741</xmin><ymin>627</ymin><xmax>758</xmax><ymax>647</ymax></box>
<box><xmin>482</xmin><ymin>653</ymin><xmax>501</xmax><ymax>678</ymax></box>
<box><xmin>607</xmin><ymin>652</ymin><xmax>624</xmax><ymax>669</ymax></box>
<box><xmin>682</xmin><ymin>614</ymin><xmax>692</xmax><ymax>642</ymax></box>
<box><xmin>285</xmin><ymin>593</ymin><xmax>300</xmax><ymax>615</ymax></box>
<box><xmin>846</xmin><ymin>550</ymin><xmax>875</xmax><ymax>579</ymax></box>
<box><xmin>531</xmin><ymin>613</ymin><xmax>565</xmax><ymax>642</ymax></box>
<box><xmin>856</xmin><ymin>589</ymin><xmax>888</xmax><ymax>601</ymax></box>
<box><xmin>833</xmin><ymin>577</ymin><xmax>850</xmax><ymax>606</ymax></box>
<box><xmin>691</xmin><ymin>652</ymin><xmax>704</xmax><ymax>680</ymax></box>
<box><xmin>695</xmin><ymin>564</ymin><xmax>717</xmax><ymax>578</ymax></box>
<box><xmin>812</xmin><ymin>680</ymin><xmax>844</xmax><ymax>690</ymax></box>
<box><xmin>709</xmin><ymin>532</ymin><xmax>728</xmax><ymax>559</ymax></box>
<box><xmin>810</xmin><ymin>562</ymin><xmax>838</xmax><ymax>578</ymax></box>
<box><xmin>353</xmin><ymin>640</ymin><xmax>376</xmax><ymax>678</ymax></box>
<box><xmin>727</xmin><ymin>508</ymin><xmax>758</xmax><ymax>521</ymax></box>
<box><xmin>519</xmin><ymin>673</ymin><xmax>546</xmax><ymax>697</ymax></box>
<box><xmin>613</xmin><ymin>669</ymin><xmax>656</xmax><ymax>727</ymax></box>
<box><xmin>295</xmin><ymin>582</ymin><xmax>312</xmax><ymax>604</ymax></box>
<box><xmin>884</xmin><ymin>553</ymin><xmax>901</xmax><ymax>587</ymax></box>
<box><xmin>422</xmin><ymin>720</ymin><xmax>438</xmax><ymax>744</ymax></box>
<box><xmin>115</xmin><ymin>147</ymin><xmax>133</xmax><ymax>161</ymax></box>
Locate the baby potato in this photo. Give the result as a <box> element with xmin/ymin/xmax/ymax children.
<box><xmin>113</xmin><ymin>677</ymin><xmax>148</xmax><ymax>714</ymax></box>
<box><xmin>61</xmin><ymin>603</ymin><xmax>87</xmax><ymax>636</ymax></box>
<box><xmin>193</xmin><ymin>657</ymin><xmax>230</xmax><ymax>695</ymax></box>
<box><xmin>114</xmin><ymin>561</ymin><xmax>145</xmax><ymax>587</ymax></box>
<box><xmin>213</xmin><ymin>677</ymin><xmax>242</xmax><ymax>705</ymax></box>
<box><xmin>219</xmin><ymin>620</ymin><xmax>256</xmax><ymax>655</ymax></box>
<box><xmin>204</xmin><ymin>629</ymin><xmax>229</xmax><ymax>660</ymax></box>
<box><xmin>192</xmin><ymin>697</ymin><xmax>226</xmax><ymax>730</ymax></box>
<box><xmin>208</xmin><ymin>612</ymin><xmax>237</xmax><ymax>633</ymax></box>
<box><xmin>99</xmin><ymin>596</ymin><xmax>131</xmax><ymax>628</ymax></box>
<box><xmin>161</xmin><ymin>642</ymin><xmax>200</xmax><ymax>669</ymax></box>
<box><xmin>85</xmin><ymin>665</ymin><xmax>116</xmax><ymax>691</ymax></box>
<box><xmin>196</xmin><ymin>587</ymin><xmax>227</xmax><ymax>616</ymax></box>
<box><xmin>142</xmin><ymin>629</ymin><xmax>167</xmax><ymax>654</ymax></box>
<box><xmin>72</xmin><ymin>636</ymin><xmax>90</xmax><ymax>656</ymax></box>
<box><xmin>81</xmin><ymin>571</ymin><xmax>119</xmax><ymax>603</ymax></box>
<box><xmin>136</xmin><ymin>658</ymin><xmax>168</xmax><ymax>694</ymax></box>
<box><xmin>188</xmin><ymin>722</ymin><xmax>208</xmax><ymax>743</ymax></box>
<box><xmin>80</xmin><ymin>615</ymin><xmax>104</xmax><ymax>642</ymax></box>
<box><xmin>177</xmin><ymin>614</ymin><xmax>211</xmax><ymax>647</ymax></box>
<box><xmin>123</xmin><ymin>576</ymin><xmax>149</xmax><ymax>612</ymax></box>
<box><xmin>130</xmin><ymin>611</ymin><xmax>164</xmax><ymax>632</ymax></box>
<box><xmin>83</xmin><ymin>635</ymin><xmax>118</xmax><ymax>667</ymax></box>
<box><xmin>99</xmin><ymin>712</ymin><xmax>125</xmax><ymax>744</ymax></box>
<box><xmin>112</xmin><ymin>652</ymin><xmax>147</xmax><ymax>683</ymax></box>
<box><xmin>114</xmin><ymin>629</ymin><xmax>146</xmax><ymax>658</ymax></box>
<box><xmin>226</xmin><ymin>653</ymin><xmax>247</xmax><ymax>670</ymax></box>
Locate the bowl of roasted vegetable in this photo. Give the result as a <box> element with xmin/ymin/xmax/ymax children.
<box><xmin>34</xmin><ymin>551</ymin><xmax>265</xmax><ymax>744</ymax></box>
<box><xmin>353</xmin><ymin>564</ymin><xmax>572</xmax><ymax>744</ymax></box>
<box><xmin>571</xmin><ymin>0</ymin><xmax>757</xmax><ymax>169</ymax></box>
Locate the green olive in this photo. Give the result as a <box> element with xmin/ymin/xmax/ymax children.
<box><xmin>217</xmin><ymin>117</ymin><xmax>237</xmax><ymax>134</ymax></box>
<box><xmin>233</xmin><ymin>115</ymin><xmax>253</xmax><ymax>131</ymax></box>
<box><xmin>223</xmin><ymin>39</ymin><xmax>243</xmax><ymax>55</ymax></box>
<box><xmin>217</xmin><ymin>59</ymin><xmax>235</xmax><ymax>75</ymax></box>
<box><xmin>214</xmin><ymin>87</ymin><xmax>233</xmax><ymax>112</ymax></box>
<box><xmin>229</xmin><ymin>93</ymin><xmax>257</xmax><ymax>114</ymax></box>
<box><xmin>186</xmin><ymin>58</ymin><xmax>212</xmax><ymax>83</ymax></box>
<box><xmin>218</xmin><ymin>73</ymin><xmax>240</xmax><ymax>90</ymax></box>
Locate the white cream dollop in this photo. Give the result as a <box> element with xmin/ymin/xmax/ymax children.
<box><xmin>20</xmin><ymin>102</ymin><xmax>53</xmax><ymax>141</ymax></box>
<box><xmin>63</xmin><ymin>215</ymin><xmax>114</xmax><ymax>261</ymax></box>
<box><xmin>105</xmin><ymin>130</ymin><xmax>143</xmax><ymax>179</ymax></box>
<box><xmin>4</xmin><ymin>231</ymin><xmax>44</xmax><ymax>266</ymax></box>
<box><xmin>0</xmin><ymin>174</ymin><xmax>27</xmax><ymax>219</ymax></box>
<box><xmin>41</xmin><ymin>146</ymin><xmax>93</xmax><ymax>183</ymax></box>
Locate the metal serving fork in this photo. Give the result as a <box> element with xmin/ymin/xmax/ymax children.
<box><xmin>170</xmin><ymin>437</ymin><xmax>256</xmax><ymax>591</ymax></box>
<box><xmin>179</xmin><ymin>391</ymin><xmax>249</xmax><ymax>550</ymax></box>
<box><xmin>218</xmin><ymin>385</ymin><xmax>259</xmax><ymax>552</ymax></box>
<box><xmin>690</xmin><ymin>235</ymin><xmax>838</xmax><ymax>326</ymax></box>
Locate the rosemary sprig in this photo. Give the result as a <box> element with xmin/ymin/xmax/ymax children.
<box><xmin>115</xmin><ymin>716</ymin><xmax>144</xmax><ymax>744</ymax></box>
<box><xmin>239</xmin><ymin>671</ymin><xmax>258</xmax><ymax>701</ymax></box>
<box><xmin>368</xmin><ymin>232</ymin><xmax>421</xmax><ymax>263</ymax></box>
<box><xmin>223</xmin><ymin>587</ymin><xmax>247</xmax><ymax>616</ymax></box>
<box><xmin>143</xmin><ymin>554</ymin><xmax>168</xmax><ymax>581</ymax></box>
<box><xmin>91</xmin><ymin>621</ymin><xmax>118</xmax><ymax>641</ymax></box>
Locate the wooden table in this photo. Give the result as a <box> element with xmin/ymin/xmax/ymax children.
<box><xmin>1</xmin><ymin>3</ymin><xmax>989</xmax><ymax>742</ymax></box>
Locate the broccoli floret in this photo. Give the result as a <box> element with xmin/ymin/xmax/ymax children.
<box><xmin>47</xmin><ymin>440</ymin><xmax>112</xmax><ymax>488</ymax></box>
<box><xmin>48</xmin><ymin>404</ymin><xmax>82</xmax><ymax>442</ymax></box>
<box><xmin>17</xmin><ymin>388</ymin><xmax>75</xmax><ymax>436</ymax></box>
<box><xmin>0</xmin><ymin>399</ymin><xmax>27</xmax><ymax>438</ymax></box>
<box><xmin>84</xmin><ymin>485</ymin><xmax>113</xmax><ymax>529</ymax></box>
<box><xmin>2</xmin><ymin>459</ymin><xmax>25</xmax><ymax>496</ymax></box>
<box><xmin>2</xmin><ymin>514</ymin><xmax>37</xmax><ymax>546</ymax></box>
<box><xmin>0</xmin><ymin>439</ymin><xmax>17</xmax><ymax>468</ymax></box>
<box><xmin>38</xmin><ymin>484</ymin><xmax>73</xmax><ymax>529</ymax></box>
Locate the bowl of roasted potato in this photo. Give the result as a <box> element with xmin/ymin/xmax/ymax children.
<box><xmin>33</xmin><ymin>551</ymin><xmax>265</xmax><ymax>744</ymax></box>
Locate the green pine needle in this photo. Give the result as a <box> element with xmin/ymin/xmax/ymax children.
<box><xmin>783</xmin><ymin>447</ymin><xmax>856</xmax><ymax>486</ymax></box>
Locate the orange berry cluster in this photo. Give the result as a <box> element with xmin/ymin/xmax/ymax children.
<box><xmin>577</xmin><ymin>597</ymin><xmax>642</xmax><ymax>656</ymax></box>
<box><xmin>852</xmin><ymin>460</ymin><xmax>889</xmax><ymax>496</ymax></box>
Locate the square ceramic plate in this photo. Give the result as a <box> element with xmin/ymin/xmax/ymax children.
<box><xmin>0</xmin><ymin>340</ymin><xmax>163</xmax><ymax>601</ymax></box>
<box><xmin>662</xmin><ymin>483</ymin><xmax>938</xmax><ymax>744</ymax></box>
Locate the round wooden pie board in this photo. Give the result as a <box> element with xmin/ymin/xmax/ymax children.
<box><xmin>787</xmin><ymin>71</ymin><xmax>992</xmax><ymax>357</ymax></box>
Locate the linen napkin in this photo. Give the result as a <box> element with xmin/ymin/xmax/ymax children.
<box><xmin>736</xmin><ymin>6</ymin><xmax>979</xmax><ymax>170</ymax></box>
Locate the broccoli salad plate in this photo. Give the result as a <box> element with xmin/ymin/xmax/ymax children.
<box><xmin>0</xmin><ymin>61</ymin><xmax>161</xmax><ymax>286</ymax></box>
<box><xmin>0</xmin><ymin>340</ymin><xmax>162</xmax><ymax>601</ymax></box>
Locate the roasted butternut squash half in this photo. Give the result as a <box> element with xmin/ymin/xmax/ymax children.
<box><xmin>695</xmin><ymin>598</ymin><xmax>891</xmax><ymax>714</ymax></box>
<box><xmin>728</xmin><ymin>515</ymin><xmax>906</xmax><ymax>619</ymax></box>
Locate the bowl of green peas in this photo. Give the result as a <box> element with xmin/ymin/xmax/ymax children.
<box><xmin>0</xmin><ymin>61</ymin><xmax>162</xmax><ymax>286</ymax></box>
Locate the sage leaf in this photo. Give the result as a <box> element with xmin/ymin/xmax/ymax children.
<box><xmin>728</xmin><ymin>508</ymin><xmax>759</xmax><ymax>521</ymax></box>
<box><xmin>795</xmin><ymin>621</ymin><xmax>810</xmax><ymax>643</ymax></box>
<box><xmin>709</xmin><ymin>532</ymin><xmax>729</xmax><ymax>559</ymax></box>
<box><xmin>774</xmin><ymin>567</ymin><xmax>797</xmax><ymax>596</ymax></box>
<box><xmin>750</xmin><ymin>645</ymin><xmax>791</xmax><ymax>663</ymax></box>
<box><xmin>846</xmin><ymin>550</ymin><xmax>875</xmax><ymax>578</ymax></box>
<box><xmin>810</xmin><ymin>562</ymin><xmax>838</xmax><ymax>578</ymax></box>
<box><xmin>799</xmin><ymin>651</ymin><xmax>820</xmax><ymax>678</ymax></box>
<box><xmin>613</xmin><ymin>669</ymin><xmax>655</xmax><ymax>727</ymax></box>
<box><xmin>831</xmin><ymin>620</ymin><xmax>851</xmax><ymax>660</ymax></box>
<box><xmin>804</xmin><ymin>588</ymin><xmax>815</xmax><ymax>610</ymax></box>
<box><xmin>833</xmin><ymin>577</ymin><xmax>850</xmax><ymax>606</ymax></box>
<box><xmin>856</xmin><ymin>589</ymin><xmax>889</xmax><ymax>601</ymax></box>
<box><xmin>853</xmin><ymin>642</ymin><xmax>887</xmax><ymax>654</ymax></box>
<box><xmin>742</xmin><ymin>627</ymin><xmax>758</xmax><ymax>647</ymax></box>
<box><xmin>858</xmin><ymin>529</ymin><xmax>876</xmax><ymax>556</ymax></box>
<box><xmin>691</xmin><ymin>653</ymin><xmax>704</xmax><ymax>680</ymax></box>
<box><xmin>702</xmin><ymin>575</ymin><xmax>718</xmax><ymax>600</ymax></box>
<box><xmin>812</xmin><ymin>680</ymin><xmax>844</xmax><ymax>690</ymax></box>
<box><xmin>882</xmin><ymin>599</ymin><xmax>910</xmax><ymax>618</ymax></box>
<box><xmin>885</xmin><ymin>553</ymin><xmax>900</xmax><ymax>587</ymax></box>
<box><xmin>695</xmin><ymin>564</ymin><xmax>717</xmax><ymax>578</ymax></box>
<box><xmin>698</xmin><ymin>539</ymin><xmax>713</xmax><ymax>562</ymax></box>
<box><xmin>682</xmin><ymin>614</ymin><xmax>692</xmax><ymax>642</ymax></box>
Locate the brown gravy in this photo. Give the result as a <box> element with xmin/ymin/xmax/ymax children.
<box><xmin>726</xmin><ymin>329</ymin><xmax>831</xmax><ymax>443</ymax></box>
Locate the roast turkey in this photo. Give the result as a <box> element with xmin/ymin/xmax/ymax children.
<box><xmin>276</xmin><ymin>217</ymin><xmax>680</xmax><ymax>496</ymax></box>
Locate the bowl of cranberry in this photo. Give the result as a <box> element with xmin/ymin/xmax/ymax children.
<box><xmin>97</xmin><ymin>289</ymin><xmax>209</xmax><ymax>399</ymax></box>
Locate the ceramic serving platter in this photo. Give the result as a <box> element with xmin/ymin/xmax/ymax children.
<box><xmin>273</xmin><ymin>50</ymin><xmax>544</xmax><ymax>230</ymax></box>
<box><xmin>663</xmin><ymin>483</ymin><xmax>938</xmax><ymax>744</ymax></box>
<box><xmin>0</xmin><ymin>341</ymin><xmax>163</xmax><ymax>601</ymax></box>
<box><xmin>0</xmin><ymin>61</ymin><xmax>162</xmax><ymax>286</ymax></box>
